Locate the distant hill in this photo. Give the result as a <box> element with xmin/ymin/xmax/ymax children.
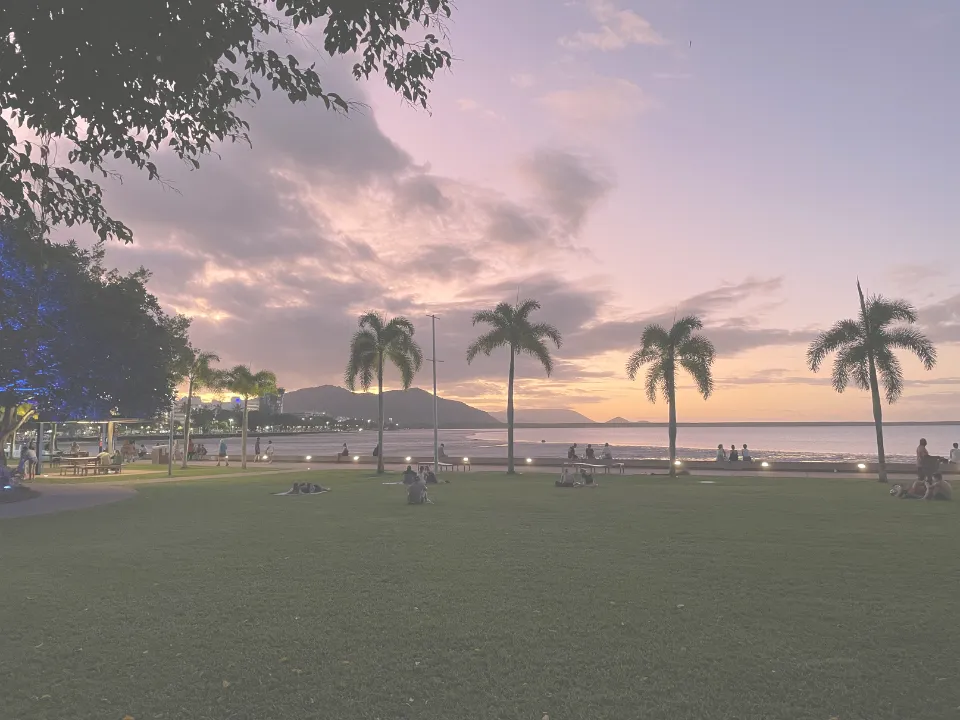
<box><xmin>282</xmin><ymin>385</ymin><xmax>501</xmax><ymax>428</ymax></box>
<box><xmin>490</xmin><ymin>408</ymin><xmax>597</xmax><ymax>424</ymax></box>
<box><xmin>606</xmin><ymin>416</ymin><xmax>631</xmax><ymax>424</ymax></box>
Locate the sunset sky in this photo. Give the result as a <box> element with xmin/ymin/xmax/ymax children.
<box><xmin>76</xmin><ymin>1</ymin><xmax>959</xmax><ymax>421</ymax></box>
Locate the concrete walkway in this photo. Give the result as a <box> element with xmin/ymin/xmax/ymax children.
<box><xmin>0</xmin><ymin>483</ymin><xmax>137</xmax><ymax>519</ymax></box>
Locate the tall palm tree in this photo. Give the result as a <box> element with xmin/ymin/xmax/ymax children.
<box><xmin>626</xmin><ymin>316</ymin><xmax>715</xmax><ymax>475</ymax></box>
<box><xmin>807</xmin><ymin>281</ymin><xmax>936</xmax><ymax>482</ymax></box>
<box><xmin>179</xmin><ymin>348</ymin><xmax>222</xmax><ymax>469</ymax></box>
<box><xmin>466</xmin><ymin>299</ymin><xmax>562</xmax><ymax>474</ymax></box>
<box><xmin>345</xmin><ymin>312</ymin><xmax>423</xmax><ymax>474</ymax></box>
<box><xmin>222</xmin><ymin>365</ymin><xmax>278</xmax><ymax>469</ymax></box>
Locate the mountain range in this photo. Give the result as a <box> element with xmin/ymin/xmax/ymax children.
<box><xmin>282</xmin><ymin>386</ymin><xmax>501</xmax><ymax>428</ymax></box>
<box><xmin>489</xmin><ymin>409</ymin><xmax>597</xmax><ymax>424</ymax></box>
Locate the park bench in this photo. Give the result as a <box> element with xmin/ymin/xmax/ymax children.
<box><xmin>564</xmin><ymin>461</ymin><xmax>625</xmax><ymax>475</ymax></box>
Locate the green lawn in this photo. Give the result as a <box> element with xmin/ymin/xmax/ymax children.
<box><xmin>2</xmin><ymin>471</ymin><xmax>958</xmax><ymax>720</ymax></box>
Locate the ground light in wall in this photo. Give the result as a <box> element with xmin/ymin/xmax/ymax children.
<box><xmin>673</xmin><ymin>460</ymin><xmax>682</xmax><ymax>467</ymax></box>
<box><xmin>353</xmin><ymin>455</ymin><xmax>359</xmax><ymax>462</ymax></box>
<box><xmin>858</xmin><ymin>463</ymin><xmax>867</xmax><ymax>470</ymax></box>
<box><xmin>405</xmin><ymin>456</ymin><xmax>412</xmax><ymax>462</ymax></box>
<box><xmin>526</xmin><ymin>458</ymin><xmax>533</xmax><ymax>464</ymax></box>
<box><xmin>305</xmin><ymin>455</ymin><xmax>311</xmax><ymax>461</ymax></box>
<box><xmin>761</xmin><ymin>461</ymin><xmax>770</xmax><ymax>468</ymax></box>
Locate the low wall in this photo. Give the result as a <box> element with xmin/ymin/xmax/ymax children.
<box><xmin>264</xmin><ymin>454</ymin><xmax>959</xmax><ymax>476</ymax></box>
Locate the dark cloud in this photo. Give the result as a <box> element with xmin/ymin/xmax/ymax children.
<box><xmin>485</xmin><ymin>201</ymin><xmax>550</xmax><ymax>246</ymax></box>
<box><xmin>918</xmin><ymin>293</ymin><xmax>960</xmax><ymax>343</ymax></box>
<box><xmin>521</xmin><ymin>149</ymin><xmax>613</xmax><ymax>234</ymax></box>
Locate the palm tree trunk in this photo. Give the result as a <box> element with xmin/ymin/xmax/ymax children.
<box><xmin>241</xmin><ymin>398</ymin><xmax>249</xmax><ymax>469</ymax></box>
<box><xmin>377</xmin><ymin>356</ymin><xmax>385</xmax><ymax>475</ymax></box>
<box><xmin>858</xmin><ymin>281</ymin><xmax>887</xmax><ymax>483</ymax></box>
<box><xmin>507</xmin><ymin>349</ymin><xmax>516</xmax><ymax>474</ymax></box>
<box><xmin>668</xmin><ymin>372</ymin><xmax>677</xmax><ymax>477</ymax></box>
<box><xmin>181</xmin><ymin>377</ymin><xmax>194</xmax><ymax>469</ymax></box>
<box><xmin>868</xmin><ymin>354</ymin><xmax>887</xmax><ymax>482</ymax></box>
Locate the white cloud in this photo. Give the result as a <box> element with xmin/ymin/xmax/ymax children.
<box><xmin>510</xmin><ymin>73</ymin><xmax>536</xmax><ymax>89</ymax></box>
<box><xmin>457</xmin><ymin>98</ymin><xmax>480</xmax><ymax>111</ymax></box>
<box><xmin>538</xmin><ymin>77</ymin><xmax>655</xmax><ymax>129</ymax></box>
<box><xmin>560</xmin><ymin>0</ymin><xmax>667</xmax><ymax>51</ymax></box>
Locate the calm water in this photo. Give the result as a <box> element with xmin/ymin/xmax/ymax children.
<box><xmin>59</xmin><ymin>424</ymin><xmax>960</xmax><ymax>463</ymax></box>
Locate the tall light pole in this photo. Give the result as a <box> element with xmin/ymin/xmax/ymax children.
<box><xmin>426</xmin><ymin>314</ymin><xmax>442</xmax><ymax>474</ymax></box>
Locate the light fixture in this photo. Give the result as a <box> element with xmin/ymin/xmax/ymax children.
<box><xmin>673</xmin><ymin>460</ymin><xmax>682</xmax><ymax>466</ymax></box>
<box><xmin>526</xmin><ymin>458</ymin><xmax>532</xmax><ymax>463</ymax></box>
<box><xmin>463</xmin><ymin>457</ymin><xmax>469</xmax><ymax>463</ymax></box>
<box><xmin>761</xmin><ymin>461</ymin><xmax>770</xmax><ymax>468</ymax></box>
<box><xmin>405</xmin><ymin>456</ymin><xmax>412</xmax><ymax>462</ymax></box>
<box><xmin>353</xmin><ymin>455</ymin><xmax>359</xmax><ymax>461</ymax></box>
<box><xmin>305</xmin><ymin>455</ymin><xmax>312</xmax><ymax>461</ymax></box>
<box><xmin>857</xmin><ymin>463</ymin><xmax>866</xmax><ymax>470</ymax></box>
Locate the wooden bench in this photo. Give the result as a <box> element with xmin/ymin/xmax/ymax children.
<box><xmin>565</xmin><ymin>461</ymin><xmax>625</xmax><ymax>475</ymax></box>
<box><xmin>417</xmin><ymin>459</ymin><xmax>470</xmax><ymax>472</ymax></box>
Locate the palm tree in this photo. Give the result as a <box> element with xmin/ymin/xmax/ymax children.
<box><xmin>345</xmin><ymin>312</ymin><xmax>423</xmax><ymax>474</ymax></box>
<box><xmin>466</xmin><ymin>299</ymin><xmax>562</xmax><ymax>474</ymax></box>
<box><xmin>626</xmin><ymin>316</ymin><xmax>715</xmax><ymax>475</ymax></box>
<box><xmin>221</xmin><ymin>365</ymin><xmax>278</xmax><ymax>469</ymax></box>
<box><xmin>179</xmin><ymin>348</ymin><xmax>222</xmax><ymax>469</ymax></box>
<box><xmin>807</xmin><ymin>281</ymin><xmax>936</xmax><ymax>482</ymax></box>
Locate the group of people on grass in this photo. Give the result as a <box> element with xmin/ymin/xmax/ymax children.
<box><xmin>402</xmin><ymin>464</ymin><xmax>445</xmax><ymax>504</ymax></box>
<box><xmin>556</xmin><ymin>465</ymin><xmax>598</xmax><ymax>488</ymax></box>
<box><xmin>716</xmin><ymin>444</ymin><xmax>753</xmax><ymax>462</ymax></box>
<box><xmin>566</xmin><ymin>443</ymin><xmax>614</xmax><ymax>462</ymax></box>
<box><xmin>891</xmin><ymin>438</ymin><xmax>954</xmax><ymax>501</ymax></box>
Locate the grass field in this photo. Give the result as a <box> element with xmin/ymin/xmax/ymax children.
<box><xmin>2</xmin><ymin>471</ymin><xmax>958</xmax><ymax>720</ymax></box>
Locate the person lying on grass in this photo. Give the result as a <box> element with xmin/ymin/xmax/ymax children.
<box><xmin>891</xmin><ymin>475</ymin><xmax>952</xmax><ymax>501</ymax></box>
<box><xmin>292</xmin><ymin>482</ymin><xmax>329</xmax><ymax>495</ymax></box>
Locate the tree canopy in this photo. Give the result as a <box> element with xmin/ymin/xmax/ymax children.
<box><xmin>1</xmin><ymin>0</ymin><xmax>453</xmax><ymax>242</ymax></box>
<box><xmin>0</xmin><ymin>220</ymin><xmax>190</xmax><ymax>444</ymax></box>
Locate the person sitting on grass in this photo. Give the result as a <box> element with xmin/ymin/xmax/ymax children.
<box><xmin>407</xmin><ymin>475</ymin><xmax>428</xmax><ymax>504</ymax></box>
<box><xmin>423</xmin><ymin>468</ymin><xmax>438</xmax><ymax>484</ymax></box>
<box><xmin>402</xmin><ymin>465</ymin><xmax>418</xmax><ymax>485</ymax></box>
<box><xmin>579</xmin><ymin>468</ymin><xmax>596</xmax><ymax>486</ymax></box>
<box><xmin>555</xmin><ymin>467</ymin><xmax>577</xmax><ymax>488</ymax></box>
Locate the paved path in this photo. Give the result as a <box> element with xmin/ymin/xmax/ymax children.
<box><xmin>0</xmin><ymin>484</ymin><xmax>137</xmax><ymax>520</ymax></box>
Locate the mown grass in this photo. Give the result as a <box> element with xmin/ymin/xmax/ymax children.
<box><xmin>1</xmin><ymin>471</ymin><xmax>958</xmax><ymax>720</ymax></box>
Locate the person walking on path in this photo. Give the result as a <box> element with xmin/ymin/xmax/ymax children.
<box><xmin>217</xmin><ymin>438</ymin><xmax>229</xmax><ymax>467</ymax></box>
<box><xmin>254</xmin><ymin>437</ymin><xmax>261</xmax><ymax>462</ymax></box>
<box><xmin>264</xmin><ymin>440</ymin><xmax>275</xmax><ymax>464</ymax></box>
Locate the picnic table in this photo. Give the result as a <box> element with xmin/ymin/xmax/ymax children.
<box><xmin>563</xmin><ymin>460</ymin><xmax>625</xmax><ymax>475</ymax></box>
<box><xmin>417</xmin><ymin>458</ymin><xmax>471</xmax><ymax>472</ymax></box>
<box><xmin>59</xmin><ymin>457</ymin><xmax>123</xmax><ymax>476</ymax></box>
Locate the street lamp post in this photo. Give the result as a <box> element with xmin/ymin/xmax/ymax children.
<box><xmin>426</xmin><ymin>314</ymin><xmax>442</xmax><ymax>474</ymax></box>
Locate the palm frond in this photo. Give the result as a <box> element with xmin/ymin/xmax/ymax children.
<box><xmin>640</xmin><ymin>324</ymin><xmax>671</xmax><ymax>352</ymax></box>
<box><xmin>644</xmin><ymin>361</ymin><xmax>666</xmax><ymax>404</ymax></box>
<box><xmin>345</xmin><ymin>328</ymin><xmax>377</xmax><ymax>391</ymax></box>
<box><xmin>677</xmin><ymin>334</ymin><xmax>715</xmax><ymax>365</ymax></box>
<box><xmin>669</xmin><ymin>315</ymin><xmax>703</xmax><ymax>345</ymax></box>
<box><xmin>679</xmin><ymin>356</ymin><xmax>714</xmax><ymax>399</ymax></box>
<box><xmin>883</xmin><ymin>326</ymin><xmax>937</xmax><ymax>370</ymax></box>
<box><xmin>867</xmin><ymin>296</ymin><xmax>918</xmax><ymax>329</ymax></box>
<box><xmin>466</xmin><ymin>328</ymin><xmax>509</xmax><ymax>363</ymax></box>
<box><xmin>837</xmin><ymin>345</ymin><xmax>870</xmax><ymax>393</ymax></box>
<box><xmin>807</xmin><ymin>319</ymin><xmax>862</xmax><ymax>372</ymax></box>
<box><xmin>515</xmin><ymin>298</ymin><xmax>541</xmax><ymax>320</ymax></box>
<box><xmin>358</xmin><ymin>311</ymin><xmax>386</xmax><ymax>333</ymax></box>
<box><xmin>873</xmin><ymin>346</ymin><xmax>904</xmax><ymax>403</ymax></box>
<box><xmin>384</xmin><ymin>316</ymin><xmax>416</xmax><ymax>336</ymax></box>
<box><xmin>528</xmin><ymin>321</ymin><xmax>563</xmax><ymax>349</ymax></box>
<box><xmin>384</xmin><ymin>333</ymin><xmax>423</xmax><ymax>390</ymax></box>
<box><xmin>517</xmin><ymin>336</ymin><xmax>554</xmax><ymax>376</ymax></box>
